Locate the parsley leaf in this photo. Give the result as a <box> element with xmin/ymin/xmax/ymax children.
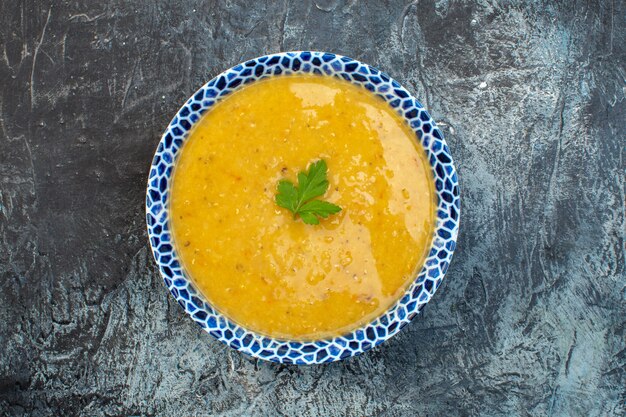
<box><xmin>275</xmin><ymin>160</ymin><xmax>342</xmax><ymax>225</ymax></box>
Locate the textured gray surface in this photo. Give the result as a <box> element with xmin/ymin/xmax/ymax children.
<box><xmin>0</xmin><ymin>0</ymin><xmax>624</xmax><ymax>416</ymax></box>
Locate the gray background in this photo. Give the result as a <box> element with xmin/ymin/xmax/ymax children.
<box><xmin>1</xmin><ymin>0</ymin><xmax>624</xmax><ymax>416</ymax></box>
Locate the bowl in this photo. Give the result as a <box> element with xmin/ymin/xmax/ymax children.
<box><xmin>146</xmin><ymin>51</ymin><xmax>460</xmax><ymax>364</ymax></box>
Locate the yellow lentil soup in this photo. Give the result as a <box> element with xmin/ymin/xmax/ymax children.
<box><xmin>170</xmin><ymin>75</ymin><xmax>436</xmax><ymax>340</ymax></box>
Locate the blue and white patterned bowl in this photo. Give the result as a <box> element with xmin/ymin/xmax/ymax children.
<box><xmin>146</xmin><ymin>51</ymin><xmax>460</xmax><ymax>364</ymax></box>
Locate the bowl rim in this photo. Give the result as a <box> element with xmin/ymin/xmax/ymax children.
<box><xmin>145</xmin><ymin>51</ymin><xmax>460</xmax><ymax>364</ymax></box>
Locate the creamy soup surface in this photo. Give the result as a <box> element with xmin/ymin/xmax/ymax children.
<box><xmin>170</xmin><ymin>75</ymin><xmax>436</xmax><ymax>340</ymax></box>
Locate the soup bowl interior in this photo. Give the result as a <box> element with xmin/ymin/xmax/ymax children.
<box><xmin>146</xmin><ymin>51</ymin><xmax>460</xmax><ymax>364</ymax></box>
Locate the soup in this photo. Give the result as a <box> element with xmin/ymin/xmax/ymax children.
<box><xmin>170</xmin><ymin>75</ymin><xmax>436</xmax><ymax>340</ymax></box>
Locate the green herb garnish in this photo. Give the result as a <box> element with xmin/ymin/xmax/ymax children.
<box><xmin>275</xmin><ymin>159</ymin><xmax>342</xmax><ymax>225</ymax></box>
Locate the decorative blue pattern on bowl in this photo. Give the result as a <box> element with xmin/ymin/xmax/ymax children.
<box><xmin>146</xmin><ymin>51</ymin><xmax>460</xmax><ymax>364</ymax></box>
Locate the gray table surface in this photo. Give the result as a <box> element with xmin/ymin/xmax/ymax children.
<box><xmin>1</xmin><ymin>1</ymin><xmax>624</xmax><ymax>416</ymax></box>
